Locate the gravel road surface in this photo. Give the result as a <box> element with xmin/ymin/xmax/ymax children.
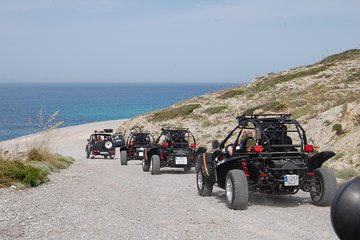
<box><xmin>0</xmin><ymin>120</ymin><xmax>338</xmax><ymax>240</ymax></box>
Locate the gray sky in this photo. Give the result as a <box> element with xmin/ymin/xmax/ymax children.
<box><xmin>0</xmin><ymin>0</ymin><xmax>359</xmax><ymax>83</ymax></box>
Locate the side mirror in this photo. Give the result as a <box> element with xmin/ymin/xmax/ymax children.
<box><xmin>212</xmin><ymin>140</ymin><xmax>220</xmax><ymax>150</ymax></box>
<box><xmin>87</xmin><ymin>138</ymin><xmax>90</xmax><ymax>142</ymax></box>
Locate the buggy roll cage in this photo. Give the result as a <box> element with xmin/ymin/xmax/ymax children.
<box><xmin>219</xmin><ymin>114</ymin><xmax>308</xmax><ymax>152</ymax></box>
<box><xmin>155</xmin><ymin>127</ymin><xmax>196</xmax><ymax>145</ymax></box>
<box><xmin>126</xmin><ymin>132</ymin><xmax>155</xmax><ymax>144</ymax></box>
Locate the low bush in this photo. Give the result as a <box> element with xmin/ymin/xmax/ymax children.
<box><xmin>218</xmin><ymin>89</ymin><xmax>246</xmax><ymax>99</ymax></box>
<box><xmin>0</xmin><ymin>148</ymin><xmax>74</xmax><ymax>189</ymax></box>
<box><xmin>203</xmin><ymin>105</ymin><xmax>227</xmax><ymax>115</ymax></box>
<box><xmin>252</xmin><ymin>65</ymin><xmax>329</xmax><ymax>91</ymax></box>
<box><xmin>320</xmin><ymin>49</ymin><xmax>360</xmax><ymax>64</ymax></box>
<box><xmin>0</xmin><ymin>160</ymin><xmax>48</xmax><ymax>187</ymax></box>
<box><xmin>149</xmin><ymin>104</ymin><xmax>201</xmax><ymax>122</ymax></box>
<box><xmin>332</xmin><ymin>123</ymin><xmax>344</xmax><ymax>135</ymax></box>
<box><xmin>243</xmin><ymin>101</ymin><xmax>287</xmax><ymax>115</ymax></box>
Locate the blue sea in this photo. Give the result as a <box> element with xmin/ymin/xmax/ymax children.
<box><xmin>0</xmin><ymin>83</ymin><xmax>233</xmax><ymax>141</ymax></box>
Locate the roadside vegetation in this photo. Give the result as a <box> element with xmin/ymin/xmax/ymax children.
<box><xmin>0</xmin><ymin>110</ymin><xmax>73</xmax><ymax>189</ymax></box>
<box><xmin>217</xmin><ymin>88</ymin><xmax>246</xmax><ymax>99</ymax></box>
<box><xmin>0</xmin><ymin>147</ymin><xmax>74</xmax><ymax>189</ymax></box>
<box><xmin>203</xmin><ymin>105</ymin><xmax>228</xmax><ymax>115</ymax></box>
<box><xmin>149</xmin><ymin>104</ymin><xmax>201</xmax><ymax>122</ymax></box>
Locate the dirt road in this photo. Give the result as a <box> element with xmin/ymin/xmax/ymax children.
<box><xmin>0</xmin><ymin>120</ymin><xmax>338</xmax><ymax>239</ymax></box>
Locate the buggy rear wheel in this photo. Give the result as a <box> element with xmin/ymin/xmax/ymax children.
<box><xmin>120</xmin><ymin>151</ymin><xmax>127</xmax><ymax>165</ymax></box>
<box><xmin>225</xmin><ymin>169</ymin><xmax>248</xmax><ymax>210</ymax></box>
<box><xmin>142</xmin><ymin>158</ymin><xmax>150</xmax><ymax>172</ymax></box>
<box><xmin>310</xmin><ymin>168</ymin><xmax>337</xmax><ymax>206</ymax></box>
<box><xmin>151</xmin><ymin>155</ymin><xmax>160</xmax><ymax>175</ymax></box>
<box><xmin>196</xmin><ymin>168</ymin><xmax>213</xmax><ymax>196</ymax></box>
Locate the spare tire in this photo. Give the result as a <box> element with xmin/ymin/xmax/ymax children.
<box><xmin>104</xmin><ymin>141</ymin><xmax>113</xmax><ymax>149</ymax></box>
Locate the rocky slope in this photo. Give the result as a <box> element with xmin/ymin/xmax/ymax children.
<box><xmin>118</xmin><ymin>49</ymin><xmax>360</xmax><ymax>174</ymax></box>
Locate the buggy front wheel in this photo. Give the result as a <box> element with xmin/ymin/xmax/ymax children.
<box><xmin>225</xmin><ymin>169</ymin><xmax>248</xmax><ymax>210</ymax></box>
<box><xmin>310</xmin><ymin>168</ymin><xmax>337</xmax><ymax>206</ymax></box>
<box><xmin>120</xmin><ymin>151</ymin><xmax>127</xmax><ymax>165</ymax></box>
<box><xmin>196</xmin><ymin>168</ymin><xmax>213</xmax><ymax>196</ymax></box>
<box><xmin>151</xmin><ymin>155</ymin><xmax>160</xmax><ymax>175</ymax></box>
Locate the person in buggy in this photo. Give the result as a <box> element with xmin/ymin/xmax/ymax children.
<box><xmin>227</xmin><ymin>130</ymin><xmax>256</xmax><ymax>156</ymax></box>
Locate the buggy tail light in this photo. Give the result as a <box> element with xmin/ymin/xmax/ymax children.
<box><xmin>159</xmin><ymin>150</ymin><xmax>164</xmax><ymax>160</ymax></box>
<box><xmin>241</xmin><ymin>161</ymin><xmax>249</xmax><ymax>176</ymax></box>
<box><xmin>190</xmin><ymin>143</ymin><xmax>196</xmax><ymax>148</ymax></box>
<box><xmin>129</xmin><ymin>141</ymin><xmax>135</xmax><ymax>146</ymax></box>
<box><xmin>163</xmin><ymin>141</ymin><xmax>169</xmax><ymax>147</ymax></box>
<box><xmin>254</xmin><ymin>145</ymin><xmax>263</xmax><ymax>153</ymax></box>
<box><xmin>304</xmin><ymin>144</ymin><xmax>314</xmax><ymax>152</ymax></box>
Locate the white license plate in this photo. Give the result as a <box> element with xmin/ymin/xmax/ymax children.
<box><xmin>138</xmin><ymin>152</ymin><xmax>144</xmax><ymax>157</ymax></box>
<box><xmin>175</xmin><ymin>156</ymin><xmax>187</xmax><ymax>165</ymax></box>
<box><xmin>100</xmin><ymin>152</ymin><xmax>108</xmax><ymax>154</ymax></box>
<box><xmin>284</xmin><ymin>175</ymin><xmax>299</xmax><ymax>186</ymax></box>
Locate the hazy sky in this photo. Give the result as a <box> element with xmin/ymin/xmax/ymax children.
<box><xmin>0</xmin><ymin>0</ymin><xmax>359</xmax><ymax>83</ymax></box>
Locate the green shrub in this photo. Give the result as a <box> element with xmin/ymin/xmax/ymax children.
<box><xmin>203</xmin><ymin>105</ymin><xmax>227</xmax><ymax>115</ymax></box>
<box><xmin>218</xmin><ymin>89</ymin><xmax>246</xmax><ymax>99</ymax></box>
<box><xmin>149</xmin><ymin>104</ymin><xmax>201</xmax><ymax>122</ymax></box>
<box><xmin>0</xmin><ymin>160</ymin><xmax>48</xmax><ymax>187</ymax></box>
<box><xmin>243</xmin><ymin>101</ymin><xmax>287</xmax><ymax>115</ymax></box>
<box><xmin>332</xmin><ymin>123</ymin><xmax>344</xmax><ymax>135</ymax></box>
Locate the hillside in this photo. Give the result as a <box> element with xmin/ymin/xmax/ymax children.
<box><xmin>118</xmin><ymin>49</ymin><xmax>360</xmax><ymax>176</ymax></box>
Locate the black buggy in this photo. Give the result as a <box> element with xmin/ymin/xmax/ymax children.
<box><xmin>120</xmin><ymin>132</ymin><xmax>154</xmax><ymax>165</ymax></box>
<box><xmin>196</xmin><ymin>114</ymin><xmax>337</xmax><ymax>210</ymax></box>
<box><xmin>86</xmin><ymin>129</ymin><xmax>116</xmax><ymax>159</ymax></box>
<box><xmin>144</xmin><ymin>127</ymin><xmax>206</xmax><ymax>175</ymax></box>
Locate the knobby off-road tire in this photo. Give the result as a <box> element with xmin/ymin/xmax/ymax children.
<box><xmin>142</xmin><ymin>158</ymin><xmax>150</xmax><ymax>172</ymax></box>
<box><xmin>196</xmin><ymin>168</ymin><xmax>213</xmax><ymax>196</ymax></box>
<box><xmin>151</xmin><ymin>155</ymin><xmax>160</xmax><ymax>175</ymax></box>
<box><xmin>225</xmin><ymin>169</ymin><xmax>248</xmax><ymax>210</ymax></box>
<box><xmin>311</xmin><ymin>168</ymin><xmax>337</xmax><ymax>206</ymax></box>
<box><xmin>120</xmin><ymin>151</ymin><xmax>128</xmax><ymax>165</ymax></box>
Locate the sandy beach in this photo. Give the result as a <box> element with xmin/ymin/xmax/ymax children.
<box><xmin>0</xmin><ymin>119</ymin><xmax>337</xmax><ymax>240</ymax></box>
